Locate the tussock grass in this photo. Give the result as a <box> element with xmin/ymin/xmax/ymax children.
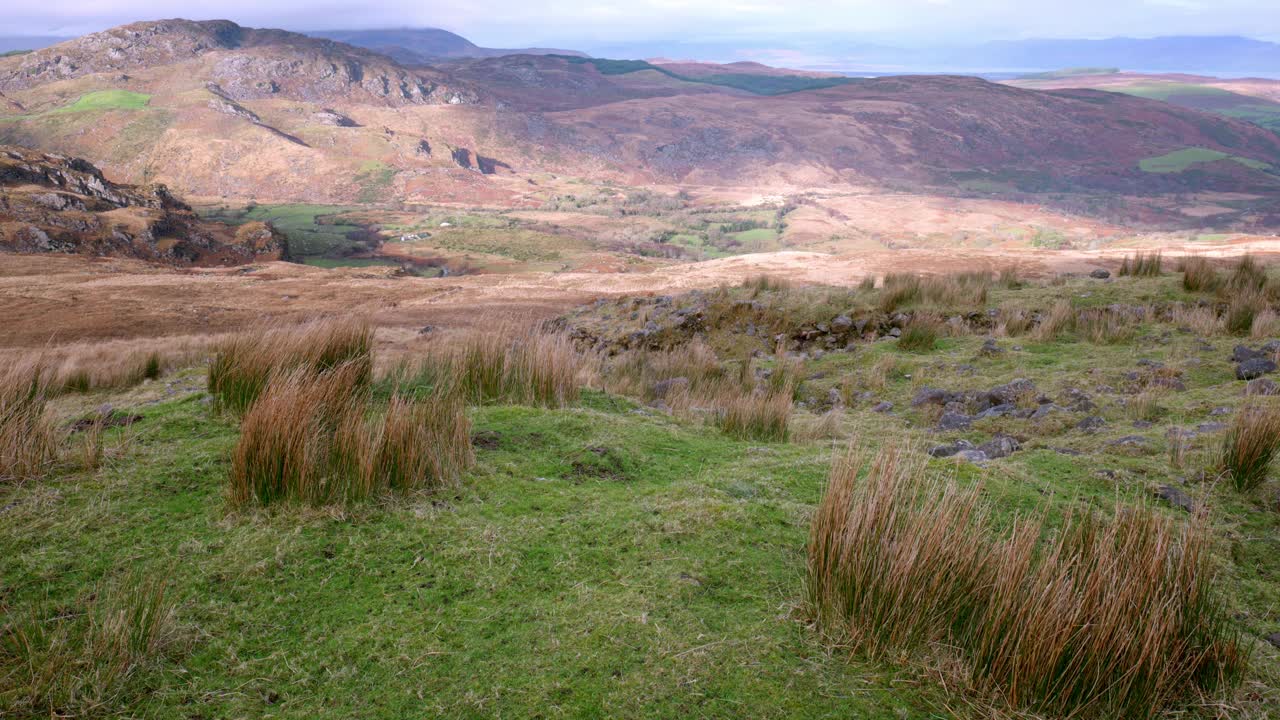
<box><xmin>1170</xmin><ymin>303</ymin><xmax>1223</xmax><ymax>335</ymax></box>
<box><xmin>1251</xmin><ymin>308</ymin><xmax>1280</xmax><ymax>339</ymax></box>
<box><xmin>897</xmin><ymin>317</ymin><xmax>940</xmax><ymax>352</ymax></box>
<box><xmin>1226</xmin><ymin>254</ymin><xmax>1268</xmax><ymax>294</ymax></box>
<box><xmin>1225</xmin><ymin>291</ymin><xmax>1267</xmax><ymax>337</ymax></box>
<box><xmin>208</xmin><ymin>318</ymin><xmax>373</xmax><ymax>414</ymax></box>
<box><xmin>715</xmin><ymin>390</ymin><xmax>791</xmax><ymax>442</ymax></box>
<box><xmin>0</xmin><ymin>572</ymin><xmax>177</xmax><ymax>717</ymax></box>
<box><xmin>878</xmin><ymin>272</ymin><xmax>989</xmax><ymax>312</ymax></box>
<box><xmin>742</xmin><ymin>274</ymin><xmax>792</xmax><ymax>295</ymax></box>
<box><xmin>0</xmin><ymin>362</ymin><xmax>60</xmax><ymax>484</ymax></box>
<box><xmin>998</xmin><ymin>267</ymin><xmax>1021</xmax><ymax>289</ymax></box>
<box><xmin>1218</xmin><ymin>401</ymin><xmax>1280</xmax><ymax>492</ymax></box>
<box><xmin>410</xmin><ymin>326</ymin><xmax>581</xmax><ymax>408</ymax></box>
<box><xmin>1076</xmin><ymin>307</ymin><xmax>1137</xmax><ymax>344</ymax></box>
<box><xmin>1033</xmin><ymin>299</ymin><xmax>1075</xmax><ymax>341</ymax></box>
<box><xmin>1118</xmin><ymin>251</ymin><xmax>1163</xmax><ymax>277</ymax></box>
<box><xmin>229</xmin><ymin>365</ymin><xmax>471</xmax><ymax>508</ymax></box>
<box><xmin>1181</xmin><ymin>257</ymin><xmax>1221</xmax><ymax>293</ymax></box>
<box><xmin>809</xmin><ymin>443</ymin><xmax>1245</xmax><ymax>718</ymax></box>
<box><xmin>1126</xmin><ymin>388</ymin><xmax>1166</xmax><ymax>422</ymax></box>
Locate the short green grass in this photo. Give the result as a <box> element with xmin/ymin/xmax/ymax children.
<box><xmin>49</xmin><ymin>89</ymin><xmax>151</xmax><ymax>114</ymax></box>
<box><xmin>199</xmin><ymin>203</ymin><xmax>366</xmax><ymax>258</ymax></box>
<box><xmin>1139</xmin><ymin>147</ymin><xmax>1271</xmax><ymax>174</ymax></box>
<box><xmin>4</xmin><ymin>272</ymin><xmax>1280</xmax><ymax>717</ymax></box>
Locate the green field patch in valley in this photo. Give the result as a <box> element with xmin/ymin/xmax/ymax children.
<box><xmin>1139</xmin><ymin>147</ymin><xmax>1271</xmax><ymax>174</ymax></box>
<box><xmin>50</xmin><ymin>89</ymin><xmax>152</xmax><ymax>114</ymax></box>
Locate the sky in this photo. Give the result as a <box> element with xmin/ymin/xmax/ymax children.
<box><xmin>1</xmin><ymin>0</ymin><xmax>1278</xmax><ymax>49</ymax></box>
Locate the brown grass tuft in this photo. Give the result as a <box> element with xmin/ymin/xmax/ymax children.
<box><xmin>1118</xmin><ymin>251</ymin><xmax>1163</xmax><ymax>277</ymax></box>
<box><xmin>0</xmin><ymin>572</ymin><xmax>177</xmax><ymax>717</ymax></box>
<box><xmin>0</xmin><ymin>361</ymin><xmax>60</xmax><ymax>485</ymax></box>
<box><xmin>208</xmin><ymin>317</ymin><xmax>373</xmax><ymax>414</ymax></box>
<box><xmin>809</xmin><ymin>442</ymin><xmax>1245</xmax><ymax>718</ymax></box>
<box><xmin>1180</xmin><ymin>256</ymin><xmax>1221</xmax><ymax>292</ymax></box>
<box><xmin>229</xmin><ymin>364</ymin><xmax>471</xmax><ymax>508</ymax></box>
<box><xmin>1217</xmin><ymin>401</ymin><xmax>1280</xmax><ymax>492</ymax></box>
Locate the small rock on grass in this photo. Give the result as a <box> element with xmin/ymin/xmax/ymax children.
<box><xmin>1089</xmin><ymin>268</ymin><xmax>1110</xmax><ymax>279</ymax></box>
<box><xmin>1236</xmin><ymin>358</ymin><xmax>1277</xmax><ymax>381</ymax></box>
<box><xmin>1155</xmin><ymin>485</ymin><xmax>1196</xmax><ymax>513</ymax></box>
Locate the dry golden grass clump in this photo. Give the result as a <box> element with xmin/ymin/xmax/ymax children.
<box><xmin>0</xmin><ymin>362</ymin><xmax>60</xmax><ymax>485</ymax></box>
<box><xmin>1170</xmin><ymin>303</ymin><xmax>1223</xmax><ymax>335</ymax></box>
<box><xmin>1225</xmin><ymin>291</ymin><xmax>1268</xmax><ymax>337</ymax></box>
<box><xmin>208</xmin><ymin>318</ymin><xmax>373</xmax><ymax>414</ymax></box>
<box><xmin>1118</xmin><ymin>251</ymin><xmax>1163</xmax><ymax>277</ymax></box>
<box><xmin>715</xmin><ymin>390</ymin><xmax>792</xmax><ymax>442</ymax></box>
<box><xmin>878</xmin><ymin>272</ymin><xmax>989</xmax><ymax>312</ymax></box>
<box><xmin>809</xmin><ymin>443</ymin><xmax>1244</xmax><ymax>718</ymax></box>
<box><xmin>1075</xmin><ymin>306</ymin><xmax>1137</xmax><ymax>344</ymax></box>
<box><xmin>1180</xmin><ymin>256</ymin><xmax>1221</xmax><ymax>292</ymax></box>
<box><xmin>0</xmin><ymin>573</ymin><xmax>176</xmax><ymax>717</ymax></box>
<box><xmin>1226</xmin><ymin>254</ymin><xmax>1269</xmax><ymax>294</ymax></box>
<box><xmin>1033</xmin><ymin>299</ymin><xmax>1075</xmax><ymax>341</ymax></box>
<box><xmin>1217</xmin><ymin>401</ymin><xmax>1280</xmax><ymax>492</ymax></box>
<box><xmin>897</xmin><ymin>316</ymin><xmax>940</xmax><ymax>352</ymax></box>
<box><xmin>742</xmin><ymin>274</ymin><xmax>792</xmax><ymax>296</ymax></box>
<box><xmin>407</xmin><ymin>325</ymin><xmax>582</xmax><ymax>408</ymax></box>
<box><xmin>229</xmin><ymin>364</ymin><xmax>472</xmax><ymax>508</ymax></box>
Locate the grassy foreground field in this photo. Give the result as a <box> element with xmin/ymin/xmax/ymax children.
<box><xmin>3</xmin><ymin>258</ymin><xmax>1280</xmax><ymax>718</ymax></box>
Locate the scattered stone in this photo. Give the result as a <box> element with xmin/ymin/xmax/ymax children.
<box><xmin>1054</xmin><ymin>447</ymin><xmax>1084</xmax><ymax>456</ymax></box>
<box><xmin>1196</xmin><ymin>422</ymin><xmax>1227</xmax><ymax>433</ymax></box>
<box><xmin>952</xmin><ymin>449</ymin><xmax>989</xmax><ymax>463</ymax></box>
<box><xmin>978</xmin><ymin>338</ymin><xmax>1004</xmax><ymax>357</ymax></box>
<box><xmin>1210</xmin><ymin>406</ymin><xmax>1232</xmax><ymax>416</ymax></box>
<box><xmin>888</xmin><ymin>327</ymin><xmax>902</xmax><ymax>338</ymax></box>
<box><xmin>1231</xmin><ymin>345</ymin><xmax>1265</xmax><ymax>363</ymax></box>
<box><xmin>984</xmin><ymin>378</ymin><xmax>1037</xmax><ymax>407</ymax></box>
<box><xmin>1089</xmin><ymin>268</ymin><xmax>1111</xmax><ymax>279</ymax></box>
<box><xmin>976</xmin><ymin>403</ymin><xmax>1017</xmax><ymax>420</ymax></box>
<box><xmin>470</xmin><ymin>430</ymin><xmax>502</xmax><ymax>450</ymax></box>
<box><xmin>1059</xmin><ymin>388</ymin><xmax>1096</xmax><ymax>412</ymax></box>
<box><xmin>1132</xmin><ymin>420</ymin><xmax>1154</xmax><ymax>429</ymax></box>
<box><xmin>1109</xmin><ymin>435</ymin><xmax>1151</xmax><ymax>450</ymax></box>
<box><xmin>1076</xmin><ymin>415</ymin><xmax>1106</xmax><ymax>432</ymax></box>
<box><xmin>936</xmin><ymin>412</ymin><xmax>973</xmax><ymax>431</ymax></box>
<box><xmin>831</xmin><ymin>315</ymin><xmax>853</xmax><ymax>333</ymax></box>
<box><xmin>651</xmin><ymin>377</ymin><xmax>689</xmax><ymax>400</ymax></box>
<box><xmin>69</xmin><ymin>409</ymin><xmax>142</xmax><ymax>433</ymax></box>
<box><xmin>1031</xmin><ymin>403</ymin><xmax>1064</xmax><ymax>420</ymax></box>
<box><xmin>417</xmin><ymin>325</ymin><xmax>437</xmax><ymax>335</ymax></box>
<box><xmin>912</xmin><ymin>386</ymin><xmax>962</xmax><ymax>407</ymax></box>
<box><xmin>977</xmin><ymin>434</ymin><xmax>1020</xmax><ymax>459</ymax></box>
<box><xmin>928</xmin><ymin>440</ymin><xmax>975</xmax><ymax>458</ymax></box>
<box><xmin>1155</xmin><ymin>484</ymin><xmax>1196</xmax><ymax>513</ymax></box>
<box><xmin>872</xmin><ymin>401</ymin><xmax>894</xmax><ymax>413</ymax></box>
<box><xmin>1266</xmin><ymin>633</ymin><xmax>1280</xmax><ymax>650</ymax></box>
<box><xmin>1236</xmin><ymin>357</ymin><xmax>1277</xmax><ymax>381</ymax></box>
<box><xmin>1246</xmin><ymin>378</ymin><xmax>1279</xmax><ymax>396</ymax></box>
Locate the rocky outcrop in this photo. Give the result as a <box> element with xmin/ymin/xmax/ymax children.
<box><xmin>0</xmin><ymin>145</ymin><xmax>287</xmax><ymax>265</ymax></box>
<box><xmin>0</xmin><ymin>19</ymin><xmax>479</xmax><ymax>107</ymax></box>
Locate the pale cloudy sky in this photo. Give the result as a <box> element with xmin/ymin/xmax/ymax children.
<box><xmin>2</xmin><ymin>0</ymin><xmax>1277</xmax><ymax>47</ymax></box>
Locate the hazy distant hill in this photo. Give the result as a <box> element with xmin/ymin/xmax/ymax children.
<box><xmin>960</xmin><ymin>36</ymin><xmax>1280</xmax><ymax>73</ymax></box>
<box><xmin>307</xmin><ymin>28</ymin><xmax>585</xmax><ymax>64</ymax></box>
<box><xmin>3</xmin><ymin>19</ymin><xmax>1280</xmax><ymax>227</ymax></box>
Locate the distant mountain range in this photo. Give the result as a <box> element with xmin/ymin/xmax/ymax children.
<box><xmin>2</xmin><ymin>30</ymin><xmax>1280</xmax><ymax>76</ymax></box>
<box><xmin>305</xmin><ymin>28</ymin><xmax>585</xmax><ymax>64</ymax></box>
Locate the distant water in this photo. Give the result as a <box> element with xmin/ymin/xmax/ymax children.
<box><xmin>837</xmin><ymin>68</ymin><xmax>1280</xmax><ymax>81</ymax></box>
